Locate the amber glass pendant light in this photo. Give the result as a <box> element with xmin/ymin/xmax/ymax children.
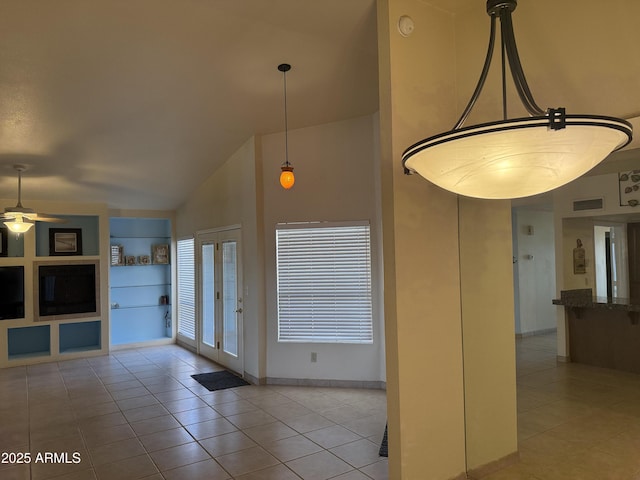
<box><xmin>278</xmin><ymin>63</ymin><xmax>295</xmax><ymax>189</ymax></box>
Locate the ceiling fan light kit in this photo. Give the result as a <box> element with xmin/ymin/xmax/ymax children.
<box><xmin>4</xmin><ymin>217</ymin><xmax>34</xmax><ymax>233</ymax></box>
<box><xmin>401</xmin><ymin>0</ymin><xmax>632</xmax><ymax>199</ymax></box>
<box><xmin>1</xmin><ymin>164</ymin><xmax>64</xmax><ymax>234</ymax></box>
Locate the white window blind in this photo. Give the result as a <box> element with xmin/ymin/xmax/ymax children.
<box><xmin>177</xmin><ymin>238</ymin><xmax>195</xmax><ymax>341</ymax></box>
<box><xmin>276</xmin><ymin>223</ymin><xmax>373</xmax><ymax>344</ymax></box>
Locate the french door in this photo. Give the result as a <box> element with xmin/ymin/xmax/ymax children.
<box><xmin>196</xmin><ymin>227</ymin><xmax>243</xmax><ymax>375</ymax></box>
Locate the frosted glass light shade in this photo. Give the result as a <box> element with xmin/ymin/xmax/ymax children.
<box><xmin>402</xmin><ymin>115</ymin><xmax>632</xmax><ymax>199</ymax></box>
<box><xmin>4</xmin><ymin>217</ymin><xmax>34</xmax><ymax>233</ymax></box>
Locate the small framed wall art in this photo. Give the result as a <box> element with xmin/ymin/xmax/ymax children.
<box><xmin>152</xmin><ymin>244</ymin><xmax>169</xmax><ymax>264</ymax></box>
<box><xmin>49</xmin><ymin>228</ymin><xmax>83</xmax><ymax>256</ymax></box>
<box><xmin>111</xmin><ymin>245</ymin><xmax>124</xmax><ymax>266</ymax></box>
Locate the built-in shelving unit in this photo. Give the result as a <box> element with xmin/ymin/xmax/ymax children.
<box><xmin>0</xmin><ymin>208</ymin><xmax>108</xmax><ymax>368</ymax></box>
<box><xmin>59</xmin><ymin>320</ymin><xmax>101</xmax><ymax>354</ymax></box>
<box><xmin>8</xmin><ymin>325</ymin><xmax>50</xmax><ymax>360</ymax></box>
<box><xmin>110</xmin><ymin>218</ymin><xmax>172</xmax><ymax>346</ymax></box>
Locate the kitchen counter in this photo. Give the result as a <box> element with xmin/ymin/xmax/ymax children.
<box><xmin>552</xmin><ymin>288</ymin><xmax>640</xmax><ymax>313</ymax></box>
<box><xmin>553</xmin><ymin>289</ymin><xmax>640</xmax><ymax>373</ymax></box>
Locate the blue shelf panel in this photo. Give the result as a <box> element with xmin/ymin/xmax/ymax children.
<box><xmin>110</xmin><ymin>264</ymin><xmax>170</xmax><ymax>286</ymax></box>
<box><xmin>59</xmin><ymin>321</ymin><xmax>101</xmax><ymax>353</ymax></box>
<box><xmin>110</xmin><ymin>308</ymin><xmax>171</xmax><ymax>345</ymax></box>
<box><xmin>35</xmin><ymin>215</ymin><xmax>100</xmax><ymax>256</ymax></box>
<box><xmin>110</xmin><ymin>218</ymin><xmax>171</xmax><ymax>238</ymax></box>
<box><xmin>2</xmin><ymin>231</ymin><xmax>25</xmax><ymax>257</ymax></box>
<box><xmin>111</xmin><ymin>284</ymin><xmax>169</xmax><ymax>308</ymax></box>
<box><xmin>8</xmin><ymin>325</ymin><xmax>51</xmax><ymax>358</ymax></box>
<box><xmin>110</xmin><ymin>237</ymin><xmax>170</xmax><ymax>258</ymax></box>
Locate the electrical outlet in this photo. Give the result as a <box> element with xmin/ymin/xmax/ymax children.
<box><xmin>311</xmin><ymin>352</ymin><xmax>317</xmax><ymax>363</ymax></box>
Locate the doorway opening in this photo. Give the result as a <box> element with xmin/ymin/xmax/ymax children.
<box><xmin>196</xmin><ymin>227</ymin><xmax>243</xmax><ymax>375</ymax></box>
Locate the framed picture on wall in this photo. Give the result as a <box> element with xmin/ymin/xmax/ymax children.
<box><xmin>0</xmin><ymin>227</ymin><xmax>8</xmax><ymax>257</ymax></box>
<box><xmin>573</xmin><ymin>239</ymin><xmax>586</xmax><ymax>274</ymax></box>
<box><xmin>152</xmin><ymin>244</ymin><xmax>169</xmax><ymax>264</ymax></box>
<box><xmin>111</xmin><ymin>245</ymin><xmax>124</xmax><ymax>266</ymax></box>
<box><xmin>49</xmin><ymin>228</ymin><xmax>83</xmax><ymax>256</ymax></box>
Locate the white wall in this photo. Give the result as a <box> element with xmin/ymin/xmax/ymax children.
<box><xmin>176</xmin><ymin>138</ymin><xmax>258</xmax><ymax>234</ymax></box>
<box><xmin>176</xmin><ymin>137</ymin><xmax>265</xmax><ymax>380</ymax></box>
<box><xmin>553</xmin><ymin>170</ymin><xmax>635</xmax><ymax>294</ymax></box>
<box><xmin>554</xmin><ymin>172</ymin><xmax>625</xmax><ymax>218</ymax></box>
<box><xmin>260</xmin><ymin>114</ymin><xmax>385</xmax><ymax>383</ymax></box>
<box><xmin>176</xmin><ymin>115</ymin><xmax>385</xmax><ymax>384</ymax></box>
<box><xmin>513</xmin><ymin>209</ymin><xmax>557</xmax><ymax>335</ymax></box>
<box><xmin>561</xmin><ymin>217</ymin><xmax>595</xmax><ymax>290</ymax></box>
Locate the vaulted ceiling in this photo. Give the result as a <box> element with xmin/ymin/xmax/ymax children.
<box><xmin>0</xmin><ymin>0</ymin><xmax>638</xmax><ymax>211</ymax></box>
<box><xmin>0</xmin><ymin>0</ymin><xmax>379</xmax><ymax>210</ymax></box>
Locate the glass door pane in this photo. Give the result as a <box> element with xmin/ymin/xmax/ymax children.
<box><xmin>201</xmin><ymin>243</ymin><xmax>215</xmax><ymax>348</ymax></box>
<box><xmin>196</xmin><ymin>227</ymin><xmax>242</xmax><ymax>374</ymax></box>
<box><xmin>222</xmin><ymin>241</ymin><xmax>238</xmax><ymax>357</ymax></box>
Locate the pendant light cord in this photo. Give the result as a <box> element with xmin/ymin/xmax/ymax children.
<box><xmin>501</xmin><ymin>21</ymin><xmax>507</xmax><ymax>120</ymax></box>
<box><xmin>283</xmin><ymin>68</ymin><xmax>290</xmax><ymax>167</ymax></box>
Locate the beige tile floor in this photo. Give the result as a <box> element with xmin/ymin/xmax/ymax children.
<box><xmin>3</xmin><ymin>333</ymin><xmax>640</xmax><ymax>480</ymax></box>
<box><xmin>484</xmin><ymin>333</ymin><xmax>640</xmax><ymax>480</ymax></box>
<box><xmin>0</xmin><ymin>345</ymin><xmax>388</xmax><ymax>480</ymax></box>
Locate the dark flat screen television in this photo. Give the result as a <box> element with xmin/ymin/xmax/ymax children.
<box><xmin>37</xmin><ymin>261</ymin><xmax>99</xmax><ymax>319</ymax></box>
<box><xmin>0</xmin><ymin>266</ymin><xmax>25</xmax><ymax>320</ymax></box>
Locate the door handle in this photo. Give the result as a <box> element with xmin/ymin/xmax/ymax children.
<box><xmin>235</xmin><ymin>308</ymin><xmax>243</xmax><ymax>313</ymax></box>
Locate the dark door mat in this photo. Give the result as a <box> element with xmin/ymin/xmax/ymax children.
<box><xmin>379</xmin><ymin>423</ymin><xmax>388</xmax><ymax>457</ymax></box>
<box><xmin>191</xmin><ymin>370</ymin><xmax>250</xmax><ymax>391</ymax></box>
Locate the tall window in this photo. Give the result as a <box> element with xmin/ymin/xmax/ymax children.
<box><xmin>276</xmin><ymin>223</ymin><xmax>373</xmax><ymax>344</ymax></box>
<box><xmin>177</xmin><ymin>238</ymin><xmax>195</xmax><ymax>341</ymax></box>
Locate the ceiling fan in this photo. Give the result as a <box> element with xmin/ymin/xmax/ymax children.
<box><xmin>1</xmin><ymin>164</ymin><xmax>65</xmax><ymax>233</ymax></box>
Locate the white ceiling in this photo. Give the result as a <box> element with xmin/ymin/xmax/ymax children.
<box><xmin>0</xmin><ymin>0</ymin><xmax>379</xmax><ymax>210</ymax></box>
<box><xmin>0</xmin><ymin>0</ymin><xmax>638</xmax><ymax>212</ymax></box>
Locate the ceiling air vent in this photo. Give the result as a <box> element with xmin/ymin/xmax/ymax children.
<box><xmin>573</xmin><ymin>198</ymin><xmax>604</xmax><ymax>211</ymax></box>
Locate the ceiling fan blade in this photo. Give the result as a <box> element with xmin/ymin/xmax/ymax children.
<box><xmin>24</xmin><ymin>214</ymin><xmax>67</xmax><ymax>223</ymax></box>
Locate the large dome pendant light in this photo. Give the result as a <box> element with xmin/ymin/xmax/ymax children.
<box><xmin>278</xmin><ymin>63</ymin><xmax>295</xmax><ymax>190</ymax></box>
<box><xmin>401</xmin><ymin>0</ymin><xmax>632</xmax><ymax>200</ymax></box>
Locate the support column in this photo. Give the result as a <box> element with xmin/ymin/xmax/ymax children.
<box><xmin>377</xmin><ymin>1</ymin><xmax>518</xmax><ymax>478</ymax></box>
<box><xmin>459</xmin><ymin>198</ymin><xmax>518</xmax><ymax>475</ymax></box>
<box><xmin>378</xmin><ymin>1</ymin><xmax>466</xmax><ymax>478</ymax></box>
